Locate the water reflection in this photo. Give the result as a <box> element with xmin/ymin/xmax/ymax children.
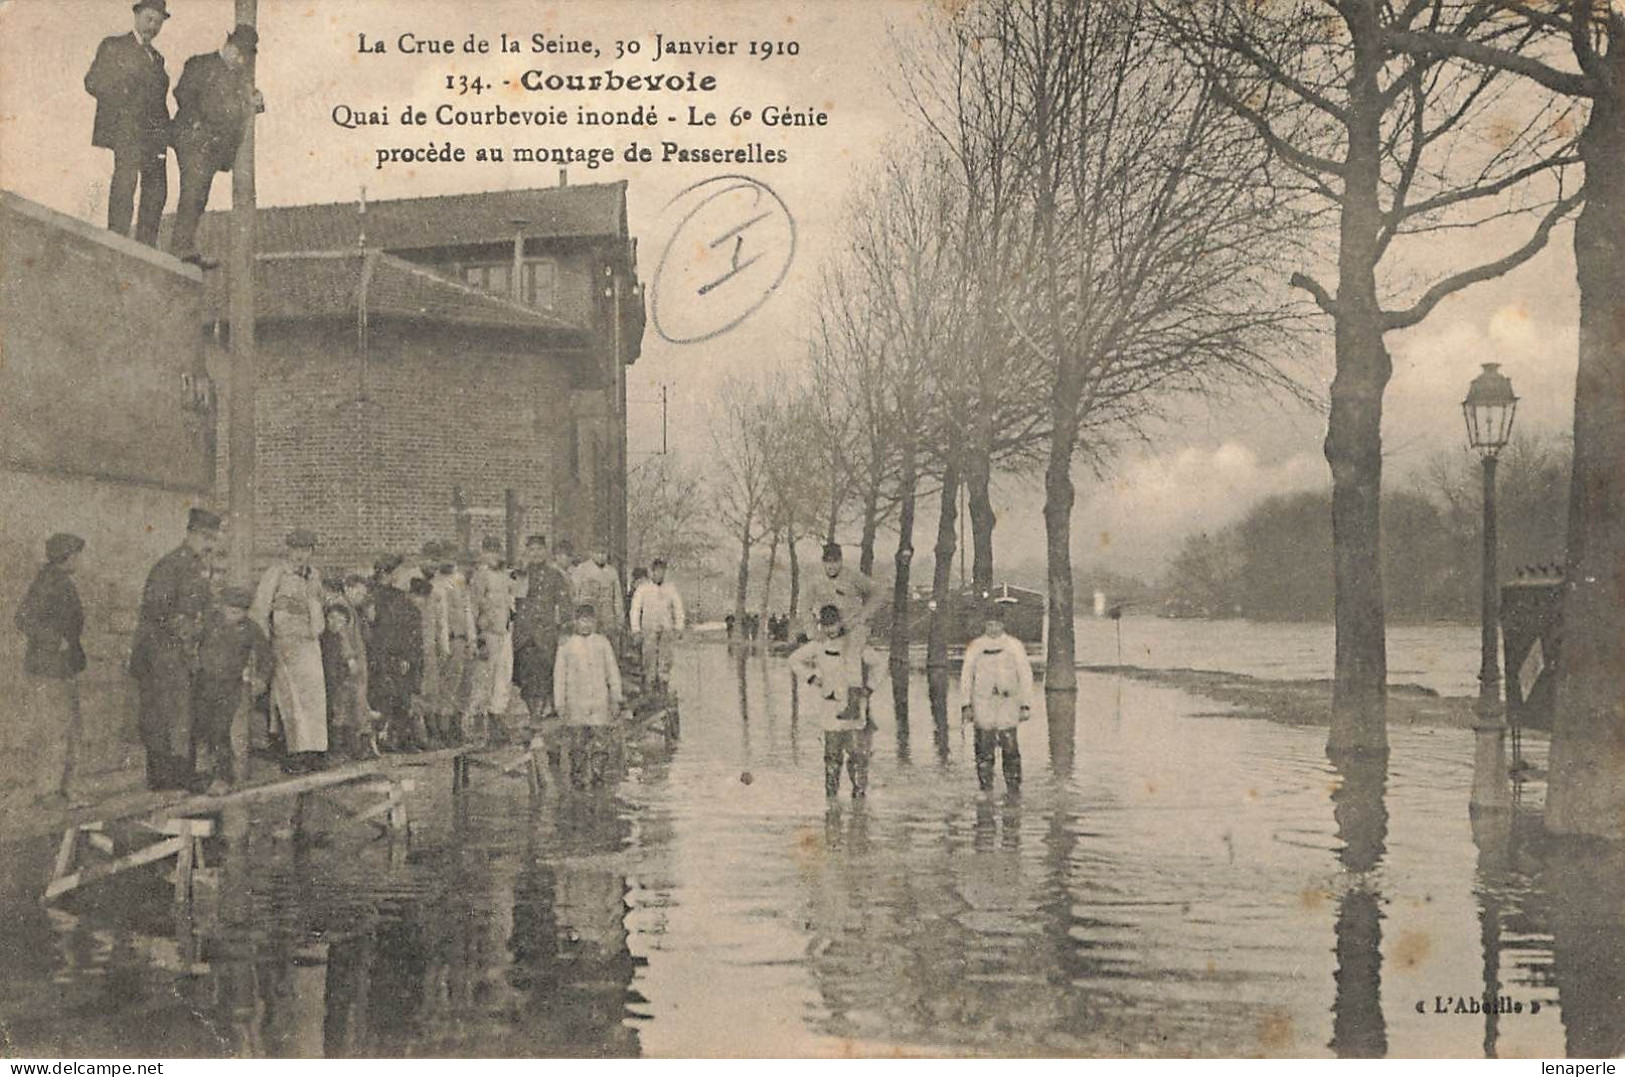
<box><xmin>891</xmin><ymin>661</ymin><xmax>910</xmax><ymax>764</ymax></box>
<box><xmin>5</xmin><ymin>648</ymin><xmax>1619</xmax><ymax>1057</ymax></box>
<box><xmin>1328</xmin><ymin>751</ymin><xmax>1388</xmax><ymax>1059</ymax></box>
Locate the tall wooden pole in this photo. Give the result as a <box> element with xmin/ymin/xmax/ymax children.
<box><xmin>227</xmin><ymin>0</ymin><xmax>258</xmax><ymax>584</ymax></box>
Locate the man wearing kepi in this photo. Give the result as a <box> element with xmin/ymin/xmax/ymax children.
<box><xmin>130</xmin><ymin>507</ymin><xmax>219</xmax><ymax>791</ymax></box>
<box><xmin>629</xmin><ymin>558</ymin><xmax>685</xmax><ymax>696</ymax></box>
<box><xmin>251</xmin><ymin>529</ymin><xmax>328</xmax><ymax>772</ymax></box>
<box><xmin>959</xmin><ymin>603</ymin><xmax>1035</xmax><ymax>794</ymax></box>
<box><xmin>791</xmin><ymin>604</ymin><xmax>882</xmax><ymax>799</ymax></box>
<box><xmin>168</xmin><ymin>23</ymin><xmax>264</xmax><ymax>269</ymax></box>
<box><xmin>84</xmin><ymin>0</ymin><xmax>172</xmax><ymax>247</ymax></box>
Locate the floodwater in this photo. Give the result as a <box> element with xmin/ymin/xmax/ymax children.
<box><xmin>1074</xmin><ymin>614</ymin><xmax>1481</xmax><ymax>697</ymax></box>
<box><xmin>1</xmin><ymin>643</ymin><xmax>1620</xmax><ymax>1058</ymax></box>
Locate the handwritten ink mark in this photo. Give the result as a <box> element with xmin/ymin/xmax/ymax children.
<box><xmin>652</xmin><ymin>175</ymin><xmax>797</xmax><ymax>345</ymax></box>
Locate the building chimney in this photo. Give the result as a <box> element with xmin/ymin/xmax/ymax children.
<box><xmin>558</xmin><ymin>168</ymin><xmax>568</xmax><ymax>188</ymax></box>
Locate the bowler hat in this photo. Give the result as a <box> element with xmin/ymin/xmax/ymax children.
<box><xmin>133</xmin><ymin>0</ymin><xmax>170</xmax><ymax>19</ymax></box>
<box><xmin>220</xmin><ymin>584</ymin><xmax>254</xmax><ymax>609</ymax></box>
<box><xmin>45</xmin><ymin>532</ymin><xmax>85</xmax><ymax>563</ymax></box>
<box><xmin>187</xmin><ymin>507</ymin><xmax>222</xmax><ymax>532</ymax></box>
<box><xmin>286</xmin><ymin>528</ymin><xmax>318</xmax><ymax>549</ymax></box>
<box><xmin>817</xmin><ymin>603</ymin><xmax>842</xmax><ymax>626</ymax></box>
<box><xmin>821</xmin><ymin>542</ymin><xmax>843</xmax><ymax>563</ymax></box>
<box><xmin>226</xmin><ymin>23</ymin><xmax>258</xmax><ymax>55</ymax></box>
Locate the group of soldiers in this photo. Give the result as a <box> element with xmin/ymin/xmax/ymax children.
<box><xmin>84</xmin><ymin>0</ymin><xmax>263</xmax><ymax>267</ymax></box>
<box><xmin>12</xmin><ymin>506</ymin><xmax>687</xmax><ymax>803</ymax></box>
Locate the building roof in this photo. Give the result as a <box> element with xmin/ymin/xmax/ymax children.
<box><xmin>201</xmin><ymin>250</ymin><xmax>589</xmax><ymax>342</ymax></box>
<box><xmin>181</xmin><ymin>182</ymin><xmax>628</xmax><ymax>261</ymax></box>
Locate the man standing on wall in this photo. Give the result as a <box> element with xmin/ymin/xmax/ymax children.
<box><xmin>84</xmin><ymin>0</ymin><xmax>172</xmax><ymax>247</ymax></box>
<box><xmin>130</xmin><ymin>508</ymin><xmax>219</xmax><ymax>791</ymax></box>
<box><xmin>168</xmin><ymin>23</ymin><xmax>264</xmax><ymax>270</ymax></box>
<box><xmin>13</xmin><ymin>534</ymin><xmax>88</xmax><ymax>807</ymax></box>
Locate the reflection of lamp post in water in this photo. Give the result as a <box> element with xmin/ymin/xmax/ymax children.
<box><xmin>1463</xmin><ymin>363</ymin><xmax>1517</xmax><ymax>814</ymax></box>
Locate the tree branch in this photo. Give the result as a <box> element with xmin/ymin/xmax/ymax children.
<box><xmin>1290</xmin><ymin>271</ymin><xmax>1338</xmax><ymax>316</ymax></box>
<box><xmin>1386</xmin><ymin>28</ymin><xmax>1597</xmax><ymax>98</ymax></box>
<box><xmin>1382</xmin><ymin>188</ymin><xmax>1584</xmax><ymax>331</ymax></box>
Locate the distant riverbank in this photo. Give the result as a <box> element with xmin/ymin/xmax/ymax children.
<box><xmin>1080</xmin><ymin>664</ymin><xmax>1484</xmax><ymax>732</ymax></box>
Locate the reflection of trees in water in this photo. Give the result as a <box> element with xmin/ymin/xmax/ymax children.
<box><xmin>891</xmin><ymin>662</ymin><xmax>910</xmax><ymax>764</ymax></box>
<box><xmin>1329</xmin><ymin>751</ymin><xmax>1387</xmax><ymax>1059</ymax></box>
<box><xmin>928</xmin><ymin>670</ymin><xmax>952</xmax><ymax>766</ymax></box>
<box><xmin>800</xmin><ymin>797</ymin><xmax>1099</xmax><ymax>1053</ymax></box>
<box><xmin>1543</xmin><ymin>838</ymin><xmax>1625</xmax><ymax>1059</ymax></box>
<box><xmin>1045</xmin><ymin>690</ymin><xmax>1076</xmax><ymax>777</ymax></box>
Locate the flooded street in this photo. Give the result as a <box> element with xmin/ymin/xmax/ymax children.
<box><xmin>2</xmin><ymin>642</ymin><xmax>1620</xmax><ymax>1058</ymax></box>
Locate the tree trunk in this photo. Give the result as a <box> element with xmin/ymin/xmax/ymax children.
<box><xmin>859</xmin><ymin>473</ymin><xmax>882</xmax><ymax>578</ymax></box>
<box><xmin>1548</xmin><ymin>87</ymin><xmax>1625</xmax><ymax>838</ymax></box>
<box><xmin>1043</xmin><ymin>409</ymin><xmax>1078</xmax><ymax>692</ymax></box>
<box><xmin>928</xmin><ymin>460</ymin><xmax>961</xmax><ymax>671</ymax></box>
<box><xmin>890</xmin><ymin>441</ymin><xmax>919</xmax><ymax>670</ymax></box>
<box><xmin>761</xmin><ymin>528</ymin><xmax>780</xmax><ymax>625</ymax></box>
<box><xmin>967</xmin><ymin>448</ymin><xmax>997</xmax><ymax>596</ymax></box>
<box><xmin>1325</xmin><ymin>18</ymin><xmax>1391</xmax><ymax>757</ymax></box>
<box><xmin>787</xmin><ymin>527</ymin><xmax>801</xmax><ymax>617</ymax></box>
<box><xmin>734</xmin><ymin>521</ymin><xmax>753</xmax><ymax>628</ymax></box>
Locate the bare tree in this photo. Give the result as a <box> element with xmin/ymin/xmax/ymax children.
<box><xmin>969</xmin><ymin>0</ymin><xmax>1306</xmax><ymax>693</ymax></box>
<box><xmin>709</xmin><ymin>377</ymin><xmax>773</xmax><ymax>627</ymax></box>
<box><xmin>1164</xmin><ymin>0</ymin><xmax>1582</xmax><ymax>753</ymax></box>
<box><xmin>627</xmin><ymin>452</ymin><xmax>710</xmax><ymax>571</ymax></box>
<box><xmin>1377</xmin><ymin>0</ymin><xmax>1625</xmax><ymax>839</ymax></box>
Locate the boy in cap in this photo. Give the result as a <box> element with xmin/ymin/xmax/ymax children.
<box><xmin>320</xmin><ymin>602</ymin><xmax>374</xmax><ymax>759</ymax></box>
<box><xmin>14</xmin><ymin>533</ymin><xmax>88</xmax><ymax>806</ymax></box>
<box><xmin>553</xmin><ymin>603</ymin><xmax>624</xmax><ymax>790</ymax></box>
<box><xmin>959</xmin><ymin>604</ymin><xmax>1035</xmax><ymax>794</ymax></box>
<box><xmin>192</xmin><ymin>584</ymin><xmax>269</xmax><ymax>793</ymax></box>
<box><xmin>790</xmin><ymin>604</ymin><xmax>882</xmax><ymax>799</ymax></box>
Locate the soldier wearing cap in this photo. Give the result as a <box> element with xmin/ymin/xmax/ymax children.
<box><xmin>130</xmin><ymin>507</ymin><xmax>220</xmax><ymax>791</ymax></box>
<box><xmin>367</xmin><ymin>553</ymin><xmax>425</xmax><ymax>750</ymax></box>
<box><xmin>469</xmin><ymin>535</ymin><xmax>516</xmax><ymax>742</ymax></box>
<box><xmin>169</xmin><ymin>23</ymin><xmax>265</xmax><ymax>268</ymax></box>
<box><xmin>250</xmin><ymin>528</ymin><xmax>328</xmax><ymax>771</ymax></box>
<box><xmin>13</xmin><ymin>533</ymin><xmax>88</xmax><ymax>805</ymax></box>
<box><xmin>192</xmin><ymin>584</ymin><xmax>268</xmax><ymax>793</ymax></box>
<box><xmin>84</xmin><ymin>0</ymin><xmax>172</xmax><ymax>247</ymax></box>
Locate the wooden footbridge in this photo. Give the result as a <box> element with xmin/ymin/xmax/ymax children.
<box><xmin>41</xmin><ymin>698</ymin><xmax>677</xmax><ymax>909</ymax></box>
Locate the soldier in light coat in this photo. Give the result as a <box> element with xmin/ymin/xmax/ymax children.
<box><xmin>570</xmin><ymin>546</ymin><xmax>625</xmax><ymax>652</ymax></box>
<box><xmin>628</xmin><ymin>558</ymin><xmax>685</xmax><ymax>696</ymax></box>
<box><xmin>553</xmin><ymin>603</ymin><xmax>624</xmax><ymax>789</ymax></box>
<box><xmin>250</xmin><ymin>528</ymin><xmax>328</xmax><ymax>772</ymax></box>
<box><xmin>790</xmin><ymin>604</ymin><xmax>883</xmax><ymax>799</ymax></box>
<box><xmin>959</xmin><ymin>605</ymin><xmax>1036</xmax><ymax>793</ymax></box>
<box><xmin>469</xmin><ymin>536</ymin><xmax>516</xmax><ymax>741</ymax></box>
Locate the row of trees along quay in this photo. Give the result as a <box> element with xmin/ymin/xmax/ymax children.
<box><xmin>695</xmin><ymin>0</ymin><xmax>1624</xmax><ymax>838</ymax></box>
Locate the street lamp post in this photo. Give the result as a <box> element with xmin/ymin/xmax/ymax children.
<box><xmin>1462</xmin><ymin>362</ymin><xmax>1518</xmax><ymax>814</ymax></box>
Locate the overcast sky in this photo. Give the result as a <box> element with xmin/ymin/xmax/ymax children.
<box><xmin>0</xmin><ymin>0</ymin><xmax>1583</xmax><ymax>580</ymax></box>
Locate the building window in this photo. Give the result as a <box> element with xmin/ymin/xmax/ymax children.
<box><xmin>461</xmin><ymin>259</ymin><xmax>556</xmax><ymax>309</ymax></box>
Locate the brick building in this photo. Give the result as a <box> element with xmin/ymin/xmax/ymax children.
<box><xmin>1</xmin><ymin>192</ymin><xmax>214</xmax><ymax>794</ymax></box>
<box><xmin>187</xmin><ymin>179</ymin><xmax>644</xmax><ymax>568</ymax></box>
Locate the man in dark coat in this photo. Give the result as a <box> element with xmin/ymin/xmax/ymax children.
<box><xmin>130</xmin><ymin>508</ymin><xmax>220</xmax><ymax>790</ymax></box>
<box><xmin>84</xmin><ymin>0</ymin><xmax>172</xmax><ymax>247</ymax></box>
<box><xmin>169</xmin><ymin>24</ymin><xmax>264</xmax><ymax>268</ymax></box>
<box><xmin>514</xmin><ymin>536</ymin><xmax>571</xmax><ymax>720</ymax></box>
<box><xmin>13</xmin><ymin>534</ymin><xmax>88</xmax><ymax>806</ymax></box>
<box><xmin>367</xmin><ymin>555</ymin><xmax>426</xmax><ymax>750</ymax></box>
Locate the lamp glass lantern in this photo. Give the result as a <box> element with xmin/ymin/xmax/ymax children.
<box><xmin>1462</xmin><ymin>362</ymin><xmax>1518</xmax><ymax>459</ymax></box>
